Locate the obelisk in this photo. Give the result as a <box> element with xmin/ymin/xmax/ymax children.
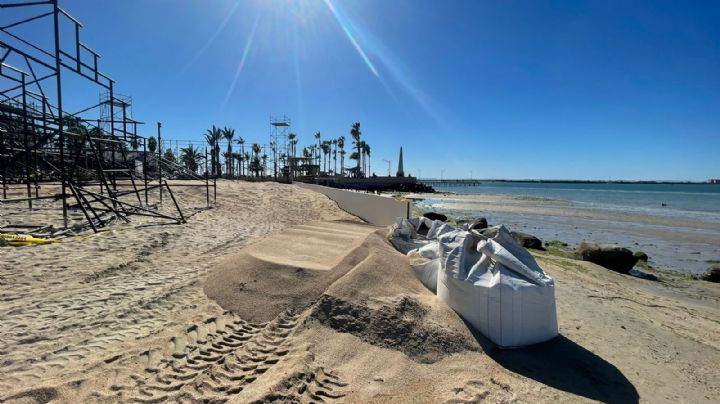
<box><xmin>396</xmin><ymin>147</ymin><xmax>405</xmax><ymax>177</ymax></box>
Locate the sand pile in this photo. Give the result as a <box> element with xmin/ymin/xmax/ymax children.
<box><xmin>204</xmin><ymin>221</ymin><xmax>376</xmax><ymax>322</ymax></box>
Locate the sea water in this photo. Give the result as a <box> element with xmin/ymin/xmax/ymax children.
<box><xmin>416</xmin><ymin>182</ymin><xmax>720</xmax><ymax>274</ymax></box>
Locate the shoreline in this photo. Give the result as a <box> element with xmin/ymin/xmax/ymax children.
<box><xmin>409</xmin><ymin>192</ymin><xmax>720</xmax><ymax>275</ymax></box>
<box><xmin>423</xmin><ymin>179</ymin><xmax>720</xmax><ymax>185</ymax></box>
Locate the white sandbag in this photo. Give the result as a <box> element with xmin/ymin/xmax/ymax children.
<box><xmin>436</xmin><ymin>225</ymin><xmax>558</xmax><ymax>348</ymax></box>
<box><xmin>437</xmin><ymin>230</ymin><xmax>483</xmax><ymax>278</ymax></box>
<box><xmin>409</xmin><ymin>217</ymin><xmax>424</xmax><ymax>229</ymax></box>
<box><xmin>411</xmin><ymin>258</ymin><xmax>440</xmax><ymax>293</ymax></box>
<box><xmin>389</xmin><ymin>217</ymin><xmax>429</xmax><ymax>254</ymax></box>
<box><xmin>410</xmin><ymin>242</ymin><xmax>440</xmax><ymax>260</ymax></box>
<box><xmin>427</xmin><ymin>220</ymin><xmax>455</xmax><ymax>239</ymax></box>
<box><xmin>391</xmin><ymin>217</ymin><xmax>416</xmax><ymax>239</ymax></box>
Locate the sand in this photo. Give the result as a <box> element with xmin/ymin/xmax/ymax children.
<box><xmin>1</xmin><ymin>180</ymin><xmax>719</xmax><ymax>403</ymax></box>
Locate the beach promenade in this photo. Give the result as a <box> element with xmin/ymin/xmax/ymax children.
<box><xmin>1</xmin><ymin>180</ymin><xmax>719</xmax><ymax>403</ymax></box>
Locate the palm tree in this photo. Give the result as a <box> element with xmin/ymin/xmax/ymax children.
<box><xmin>350</xmin><ymin>122</ymin><xmax>361</xmax><ymax>177</ymax></box>
<box><xmin>349</xmin><ymin>151</ymin><xmax>360</xmax><ymax>177</ymax></box>
<box><xmin>269</xmin><ymin>141</ymin><xmax>277</xmax><ymax>178</ymax></box>
<box><xmin>236</xmin><ymin>136</ymin><xmax>245</xmax><ymax>176</ymax></box>
<box><xmin>205</xmin><ymin>125</ymin><xmax>223</xmax><ymax>177</ymax></box>
<box><xmin>222</xmin><ymin>127</ymin><xmax>235</xmax><ymax>177</ymax></box>
<box><xmin>251</xmin><ymin>143</ymin><xmax>261</xmax><ymax>177</ymax></box>
<box><xmin>321</xmin><ymin>141</ymin><xmax>331</xmax><ymax>173</ymax></box>
<box><xmin>147</xmin><ymin>136</ymin><xmax>157</xmax><ymax>154</ymax></box>
<box><xmin>358</xmin><ymin>140</ymin><xmax>366</xmax><ymax>177</ymax></box>
<box><xmin>337</xmin><ymin>136</ymin><xmax>345</xmax><ymax>176</ymax></box>
<box><xmin>363</xmin><ymin>142</ymin><xmax>371</xmax><ymax>176</ymax></box>
<box><xmin>180</xmin><ymin>144</ymin><xmax>203</xmax><ymax>174</ymax></box>
<box><xmin>339</xmin><ymin>150</ymin><xmax>346</xmax><ymax>177</ymax></box>
<box><xmin>287</xmin><ymin>133</ymin><xmax>297</xmax><ymax>177</ymax></box>
<box><xmin>332</xmin><ymin>139</ymin><xmax>338</xmax><ymax>175</ymax></box>
<box><xmin>288</xmin><ymin>133</ymin><xmax>297</xmax><ymax>158</ymax></box>
<box><xmin>314</xmin><ymin>131</ymin><xmax>321</xmax><ymax>167</ymax></box>
<box><xmin>232</xmin><ymin>152</ymin><xmax>241</xmax><ymax>177</ymax></box>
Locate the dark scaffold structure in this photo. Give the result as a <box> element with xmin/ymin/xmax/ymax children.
<box><xmin>0</xmin><ymin>0</ymin><xmax>214</xmax><ymax>237</ymax></box>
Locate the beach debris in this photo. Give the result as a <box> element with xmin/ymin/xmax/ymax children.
<box><xmin>699</xmin><ymin>265</ymin><xmax>720</xmax><ymax>283</ymax></box>
<box><xmin>628</xmin><ymin>269</ymin><xmax>659</xmax><ymax>281</ymax></box>
<box><xmin>0</xmin><ymin>233</ymin><xmax>59</xmax><ymax>247</ymax></box>
<box><xmin>389</xmin><ymin>218</ymin><xmax>559</xmax><ymax>348</ymax></box>
<box><xmin>423</xmin><ymin>212</ymin><xmax>448</xmax><ymax>222</ymax></box>
<box><xmin>576</xmin><ymin>241</ymin><xmax>638</xmax><ymax>274</ymax></box>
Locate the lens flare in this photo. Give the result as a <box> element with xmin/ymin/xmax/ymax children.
<box><xmin>180</xmin><ymin>1</ymin><xmax>243</xmax><ymax>75</ymax></box>
<box><xmin>322</xmin><ymin>0</ymin><xmax>444</xmax><ymax>126</ymax></box>
<box><xmin>323</xmin><ymin>0</ymin><xmax>379</xmax><ymax>77</ymax></box>
<box><xmin>222</xmin><ymin>16</ymin><xmax>261</xmax><ymax>108</ymax></box>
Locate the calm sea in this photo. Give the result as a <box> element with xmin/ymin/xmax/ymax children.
<box><xmin>432</xmin><ymin>182</ymin><xmax>720</xmax><ymax>224</ymax></box>
<box><xmin>419</xmin><ymin>182</ymin><xmax>720</xmax><ymax>273</ymax></box>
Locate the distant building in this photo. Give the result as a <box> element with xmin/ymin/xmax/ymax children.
<box><xmin>397</xmin><ymin>147</ymin><xmax>405</xmax><ymax>177</ymax></box>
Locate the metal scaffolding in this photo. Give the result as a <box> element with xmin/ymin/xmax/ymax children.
<box><xmin>269</xmin><ymin>115</ymin><xmax>291</xmax><ymax>181</ymax></box>
<box><xmin>0</xmin><ymin>0</ymin><xmax>213</xmax><ymax>236</ymax></box>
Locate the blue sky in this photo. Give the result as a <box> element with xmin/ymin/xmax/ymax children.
<box><xmin>4</xmin><ymin>0</ymin><xmax>719</xmax><ymax>180</ymax></box>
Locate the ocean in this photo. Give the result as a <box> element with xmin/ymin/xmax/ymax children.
<box><xmin>433</xmin><ymin>182</ymin><xmax>720</xmax><ymax>222</ymax></box>
<box><xmin>413</xmin><ymin>182</ymin><xmax>720</xmax><ymax>274</ymax></box>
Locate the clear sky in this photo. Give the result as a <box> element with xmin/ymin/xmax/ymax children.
<box><xmin>5</xmin><ymin>0</ymin><xmax>720</xmax><ymax>180</ymax></box>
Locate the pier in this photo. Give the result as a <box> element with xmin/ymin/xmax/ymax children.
<box><xmin>418</xmin><ymin>179</ymin><xmax>484</xmax><ymax>187</ymax></box>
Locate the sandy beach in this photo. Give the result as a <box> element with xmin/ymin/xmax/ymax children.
<box><xmin>2</xmin><ymin>181</ymin><xmax>719</xmax><ymax>403</ymax></box>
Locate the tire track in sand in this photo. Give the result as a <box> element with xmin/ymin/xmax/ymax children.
<box><xmin>90</xmin><ymin>308</ymin><xmax>343</xmax><ymax>403</ymax></box>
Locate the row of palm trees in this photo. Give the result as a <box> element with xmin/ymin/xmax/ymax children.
<box><xmin>175</xmin><ymin>122</ymin><xmax>372</xmax><ymax>178</ymax></box>
<box><xmin>302</xmin><ymin>123</ymin><xmax>371</xmax><ymax>177</ymax></box>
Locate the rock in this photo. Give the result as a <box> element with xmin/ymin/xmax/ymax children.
<box><xmin>468</xmin><ymin>217</ymin><xmax>488</xmax><ymax>230</ymax></box>
<box><xmin>423</xmin><ymin>212</ymin><xmax>447</xmax><ymax>222</ymax></box>
<box><xmin>477</xmin><ymin>226</ymin><xmax>498</xmax><ymax>238</ymax></box>
<box><xmin>512</xmin><ymin>231</ymin><xmax>544</xmax><ymax>250</ymax></box>
<box><xmin>699</xmin><ymin>265</ymin><xmax>720</xmax><ymax>283</ymax></box>
<box><xmin>576</xmin><ymin>241</ymin><xmax>638</xmax><ymax>274</ymax></box>
<box><xmin>476</xmin><ymin>226</ymin><xmax>543</xmax><ymax>250</ymax></box>
<box><xmin>633</xmin><ymin>251</ymin><xmax>649</xmax><ymax>262</ymax></box>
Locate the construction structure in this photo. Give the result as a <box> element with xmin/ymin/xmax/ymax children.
<box><xmin>269</xmin><ymin>115</ymin><xmax>290</xmax><ymax>180</ymax></box>
<box><xmin>0</xmin><ymin>0</ymin><xmax>214</xmax><ymax>237</ymax></box>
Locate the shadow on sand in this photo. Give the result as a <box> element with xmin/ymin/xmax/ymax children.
<box><xmin>467</xmin><ymin>324</ymin><xmax>639</xmax><ymax>403</ymax></box>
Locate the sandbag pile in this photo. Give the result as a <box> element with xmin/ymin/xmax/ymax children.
<box><xmin>389</xmin><ymin>217</ymin><xmax>558</xmax><ymax>348</ymax></box>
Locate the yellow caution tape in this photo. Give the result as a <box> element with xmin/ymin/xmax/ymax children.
<box><xmin>0</xmin><ymin>233</ymin><xmax>58</xmax><ymax>246</ymax></box>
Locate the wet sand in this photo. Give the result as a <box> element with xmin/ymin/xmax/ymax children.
<box><xmin>1</xmin><ymin>181</ymin><xmax>719</xmax><ymax>403</ymax></box>
<box><xmin>409</xmin><ymin>192</ymin><xmax>720</xmax><ymax>274</ymax></box>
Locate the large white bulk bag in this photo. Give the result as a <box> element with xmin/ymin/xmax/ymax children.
<box><xmin>411</xmin><ymin>258</ymin><xmax>441</xmax><ymax>293</ymax></box>
<box><xmin>389</xmin><ymin>218</ymin><xmax>430</xmax><ymax>254</ymax></box>
<box><xmin>427</xmin><ymin>220</ymin><xmax>454</xmax><ymax>240</ymax></box>
<box><xmin>436</xmin><ymin>226</ymin><xmax>558</xmax><ymax>348</ymax></box>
